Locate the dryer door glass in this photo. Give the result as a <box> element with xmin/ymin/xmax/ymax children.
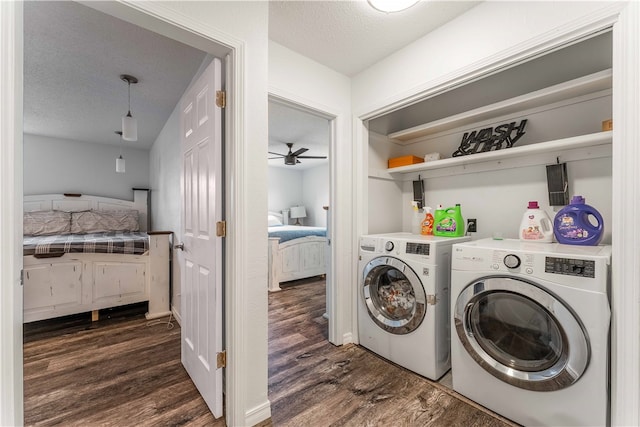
<box><xmin>454</xmin><ymin>276</ymin><xmax>589</xmax><ymax>391</ymax></box>
<box><xmin>362</xmin><ymin>256</ymin><xmax>426</xmax><ymax>335</ymax></box>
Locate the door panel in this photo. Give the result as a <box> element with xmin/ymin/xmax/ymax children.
<box><xmin>179</xmin><ymin>58</ymin><xmax>223</xmax><ymax>418</ymax></box>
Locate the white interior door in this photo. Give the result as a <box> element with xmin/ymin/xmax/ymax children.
<box><xmin>179</xmin><ymin>58</ymin><xmax>223</xmax><ymax>418</ymax></box>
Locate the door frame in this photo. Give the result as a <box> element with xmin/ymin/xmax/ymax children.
<box><xmin>0</xmin><ymin>1</ymin><xmax>260</xmax><ymax>426</ymax></box>
<box><xmin>267</xmin><ymin>93</ymin><xmax>341</xmax><ymax>344</ymax></box>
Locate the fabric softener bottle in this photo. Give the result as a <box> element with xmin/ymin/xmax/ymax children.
<box><xmin>519</xmin><ymin>201</ymin><xmax>553</xmax><ymax>242</ymax></box>
<box><xmin>553</xmin><ymin>195</ymin><xmax>604</xmax><ymax>245</ymax></box>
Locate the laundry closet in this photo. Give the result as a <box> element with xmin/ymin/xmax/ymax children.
<box><xmin>365</xmin><ymin>31</ymin><xmax>612</xmax><ymax>240</ymax></box>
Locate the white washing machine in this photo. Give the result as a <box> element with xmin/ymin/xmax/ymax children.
<box><xmin>451</xmin><ymin>238</ymin><xmax>611</xmax><ymax>427</ymax></box>
<box><xmin>358</xmin><ymin>232</ymin><xmax>470</xmax><ymax>380</ymax></box>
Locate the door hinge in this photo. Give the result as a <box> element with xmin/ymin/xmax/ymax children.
<box><xmin>217</xmin><ymin>350</ymin><xmax>227</xmax><ymax>369</ymax></box>
<box><xmin>20</xmin><ymin>269</ymin><xmax>24</xmax><ymax>286</ymax></box>
<box><xmin>216</xmin><ymin>90</ymin><xmax>226</xmax><ymax>108</ymax></box>
<box><xmin>216</xmin><ymin>220</ymin><xmax>226</xmax><ymax>237</ymax></box>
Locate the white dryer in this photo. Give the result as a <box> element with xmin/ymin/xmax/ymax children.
<box><xmin>450</xmin><ymin>238</ymin><xmax>611</xmax><ymax>427</ymax></box>
<box><xmin>358</xmin><ymin>232</ymin><xmax>470</xmax><ymax>380</ymax></box>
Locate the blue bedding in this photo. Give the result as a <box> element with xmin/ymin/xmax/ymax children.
<box><xmin>268</xmin><ymin>225</ymin><xmax>326</xmax><ymax>243</ymax></box>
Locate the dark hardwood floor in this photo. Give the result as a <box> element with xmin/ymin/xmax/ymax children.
<box><xmin>24</xmin><ymin>279</ymin><xmax>517</xmax><ymax>426</ymax></box>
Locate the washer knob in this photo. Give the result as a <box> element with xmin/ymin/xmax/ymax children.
<box><xmin>384</xmin><ymin>241</ymin><xmax>394</xmax><ymax>252</ymax></box>
<box><xmin>504</xmin><ymin>254</ymin><xmax>521</xmax><ymax>269</ymax></box>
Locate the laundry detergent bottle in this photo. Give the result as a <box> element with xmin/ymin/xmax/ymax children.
<box><xmin>421</xmin><ymin>207</ymin><xmax>434</xmax><ymax>235</ymax></box>
<box><xmin>433</xmin><ymin>204</ymin><xmax>464</xmax><ymax>237</ymax></box>
<box><xmin>519</xmin><ymin>201</ymin><xmax>553</xmax><ymax>242</ymax></box>
<box><xmin>553</xmin><ymin>195</ymin><xmax>604</xmax><ymax>246</ymax></box>
<box><xmin>411</xmin><ymin>201</ymin><xmax>422</xmax><ymax>234</ymax></box>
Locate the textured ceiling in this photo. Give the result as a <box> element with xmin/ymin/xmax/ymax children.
<box><xmin>23</xmin><ymin>1</ymin><xmax>207</xmax><ymax>149</ymax></box>
<box><xmin>269</xmin><ymin>0</ymin><xmax>479</xmax><ymax>76</ymax></box>
<box><xmin>23</xmin><ymin>0</ymin><xmax>480</xmax><ymax>155</ymax></box>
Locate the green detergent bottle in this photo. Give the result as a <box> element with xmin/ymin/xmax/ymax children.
<box><xmin>433</xmin><ymin>204</ymin><xmax>465</xmax><ymax>237</ymax></box>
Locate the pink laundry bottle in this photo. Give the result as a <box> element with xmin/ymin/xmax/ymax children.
<box><xmin>519</xmin><ymin>201</ymin><xmax>553</xmax><ymax>242</ymax></box>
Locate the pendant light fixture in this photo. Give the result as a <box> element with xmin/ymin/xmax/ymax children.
<box><xmin>120</xmin><ymin>74</ymin><xmax>138</xmax><ymax>141</ymax></box>
<box><xmin>115</xmin><ymin>131</ymin><xmax>126</xmax><ymax>173</ymax></box>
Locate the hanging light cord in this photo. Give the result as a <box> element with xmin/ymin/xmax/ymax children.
<box><xmin>127</xmin><ymin>80</ymin><xmax>132</xmax><ymax>117</ymax></box>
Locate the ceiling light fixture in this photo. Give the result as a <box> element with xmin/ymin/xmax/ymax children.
<box><xmin>367</xmin><ymin>0</ymin><xmax>420</xmax><ymax>13</ymax></box>
<box><xmin>115</xmin><ymin>131</ymin><xmax>125</xmax><ymax>173</ymax></box>
<box><xmin>120</xmin><ymin>74</ymin><xmax>138</xmax><ymax>141</ymax></box>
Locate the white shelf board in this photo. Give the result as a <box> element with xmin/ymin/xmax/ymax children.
<box><xmin>389</xmin><ymin>69</ymin><xmax>612</xmax><ymax>144</ymax></box>
<box><xmin>386</xmin><ymin>131</ymin><xmax>612</xmax><ymax>176</ymax></box>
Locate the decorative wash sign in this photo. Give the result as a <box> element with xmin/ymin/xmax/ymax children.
<box><xmin>452</xmin><ymin>119</ymin><xmax>527</xmax><ymax>157</ymax></box>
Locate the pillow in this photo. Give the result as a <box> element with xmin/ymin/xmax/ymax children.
<box><xmin>268</xmin><ymin>214</ymin><xmax>283</xmax><ymax>227</ymax></box>
<box><xmin>71</xmin><ymin>210</ymin><xmax>140</xmax><ymax>234</ymax></box>
<box><xmin>23</xmin><ymin>210</ymin><xmax>71</xmax><ymax>236</ymax></box>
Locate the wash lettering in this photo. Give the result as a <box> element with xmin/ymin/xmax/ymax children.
<box><xmin>452</xmin><ymin>119</ymin><xmax>527</xmax><ymax>157</ymax></box>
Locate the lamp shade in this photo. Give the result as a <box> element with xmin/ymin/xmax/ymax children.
<box><xmin>122</xmin><ymin>113</ymin><xmax>138</xmax><ymax>141</ymax></box>
<box><xmin>116</xmin><ymin>155</ymin><xmax>126</xmax><ymax>173</ymax></box>
<box><xmin>290</xmin><ymin>206</ymin><xmax>307</xmax><ymax>219</ymax></box>
<box><xmin>290</xmin><ymin>206</ymin><xmax>306</xmax><ymax>225</ymax></box>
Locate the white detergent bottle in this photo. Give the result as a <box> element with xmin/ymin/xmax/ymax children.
<box><xmin>411</xmin><ymin>201</ymin><xmax>422</xmax><ymax>234</ymax></box>
<box><xmin>519</xmin><ymin>201</ymin><xmax>553</xmax><ymax>242</ymax></box>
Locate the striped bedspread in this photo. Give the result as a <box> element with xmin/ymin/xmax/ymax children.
<box><xmin>23</xmin><ymin>232</ymin><xmax>149</xmax><ymax>257</ymax></box>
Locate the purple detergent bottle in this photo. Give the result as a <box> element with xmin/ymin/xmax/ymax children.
<box><xmin>553</xmin><ymin>195</ymin><xmax>604</xmax><ymax>245</ymax></box>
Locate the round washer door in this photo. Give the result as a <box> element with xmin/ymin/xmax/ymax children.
<box><xmin>362</xmin><ymin>256</ymin><xmax>426</xmax><ymax>335</ymax></box>
<box><xmin>454</xmin><ymin>276</ymin><xmax>590</xmax><ymax>391</ymax></box>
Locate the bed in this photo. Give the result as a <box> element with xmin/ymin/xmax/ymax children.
<box><xmin>22</xmin><ymin>190</ymin><xmax>172</xmax><ymax>323</ymax></box>
<box><xmin>267</xmin><ymin>211</ymin><xmax>327</xmax><ymax>292</ymax></box>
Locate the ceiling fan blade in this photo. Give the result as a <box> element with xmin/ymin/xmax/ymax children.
<box><xmin>268</xmin><ymin>151</ymin><xmax>286</xmax><ymax>157</ymax></box>
<box><xmin>297</xmin><ymin>155</ymin><xmax>327</xmax><ymax>159</ymax></box>
<box><xmin>268</xmin><ymin>156</ymin><xmax>283</xmax><ymax>160</ymax></box>
<box><xmin>291</xmin><ymin>148</ymin><xmax>308</xmax><ymax>156</ymax></box>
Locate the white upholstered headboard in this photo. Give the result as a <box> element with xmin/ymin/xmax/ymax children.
<box><xmin>24</xmin><ymin>189</ymin><xmax>150</xmax><ymax>232</ymax></box>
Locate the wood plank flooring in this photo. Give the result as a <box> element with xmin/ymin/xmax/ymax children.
<box><xmin>24</xmin><ymin>279</ymin><xmax>518</xmax><ymax>426</ymax></box>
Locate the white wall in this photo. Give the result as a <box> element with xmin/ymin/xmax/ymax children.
<box><xmin>395</xmin><ymin>157</ymin><xmax>612</xmax><ymax>242</ymax></box>
<box><xmin>23</xmin><ymin>134</ymin><xmax>149</xmax><ymax>200</ymax></box>
<box><xmin>149</xmin><ymin>102</ymin><xmax>181</xmax><ymax>315</ymax></box>
<box><xmin>267</xmin><ymin>166</ymin><xmax>303</xmax><ymax>218</ymax></box>
<box><xmin>268</xmin><ymin>165</ymin><xmax>328</xmax><ymax>227</ymax></box>
<box><xmin>302</xmin><ymin>164</ymin><xmax>329</xmax><ymax>227</ymax></box>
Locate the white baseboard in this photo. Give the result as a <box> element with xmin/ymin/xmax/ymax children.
<box><xmin>342</xmin><ymin>332</ymin><xmax>354</xmax><ymax>344</ymax></box>
<box><xmin>244</xmin><ymin>399</ymin><xmax>271</xmax><ymax>426</ymax></box>
<box><xmin>171</xmin><ymin>305</ymin><xmax>182</xmax><ymax>326</ymax></box>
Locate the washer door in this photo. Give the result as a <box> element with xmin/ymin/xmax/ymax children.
<box><xmin>362</xmin><ymin>256</ymin><xmax>426</xmax><ymax>335</ymax></box>
<box><xmin>454</xmin><ymin>276</ymin><xmax>590</xmax><ymax>391</ymax></box>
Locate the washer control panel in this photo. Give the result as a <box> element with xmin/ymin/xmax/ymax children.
<box><xmin>545</xmin><ymin>256</ymin><xmax>596</xmax><ymax>278</ymax></box>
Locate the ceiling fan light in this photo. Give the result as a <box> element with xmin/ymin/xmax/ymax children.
<box><xmin>122</xmin><ymin>113</ymin><xmax>137</xmax><ymax>141</ymax></box>
<box><xmin>116</xmin><ymin>155</ymin><xmax>126</xmax><ymax>173</ymax></box>
<box><xmin>285</xmin><ymin>156</ymin><xmax>296</xmax><ymax>165</ymax></box>
<box><xmin>368</xmin><ymin>0</ymin><xmax>419</xmax><ymax>13</ymax></box>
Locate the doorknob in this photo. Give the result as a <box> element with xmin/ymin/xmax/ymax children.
<box><xmin>174</xmin><ymin>243</ymin><xmax>185</xmax><ymax>251</ymax></box>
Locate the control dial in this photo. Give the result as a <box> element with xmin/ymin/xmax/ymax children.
<box><xmin>384</xmin><ymin>241</ymin><xmax>394</xmax><ymax>252</ymax></box>
<box><xmin>503</xmin><ymin>254</ymin><xmax>521</xmax><ymax>269</ymax></box>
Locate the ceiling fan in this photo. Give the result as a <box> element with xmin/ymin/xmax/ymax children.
<box><xmin>268</xmin><ymin>143</ymin><xmax>327</xmax><ymax>165</ymax></box>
